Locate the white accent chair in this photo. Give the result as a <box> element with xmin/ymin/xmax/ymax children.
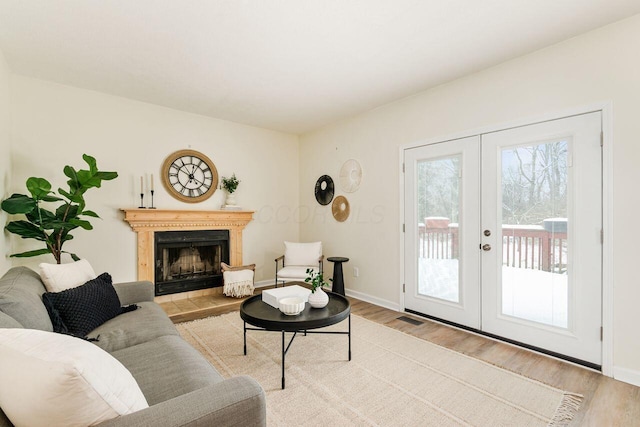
<box><xmin>274</xmin><ymin>241</ymin><xmax>324</xmax><ymax>287</ymax></box>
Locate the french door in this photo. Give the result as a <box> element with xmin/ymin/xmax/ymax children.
<box><xmin>404</xmin><ymin>136</ymin><xmax>481</xmax><ymax>328</ymax></box>
<box><xmin>404</xmin><ymin>112</ymin><xmax>602</xmax><ymax>366</ymax></box>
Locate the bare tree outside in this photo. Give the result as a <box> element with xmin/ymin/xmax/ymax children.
<box><xmin>416</xmin><ymin>141</ymin><xmax>567</xmax><ymax>227</ymax></box>
<box><xmin>502</xmin><ymin>140</ymin><xmax>568</xmax><ymax>225</ymax></box>
<box><xmin>417</xmin><ymin>156</ymin><xmax>460</xmax><ymax>224</ymax></box>
<box><xmin>415</xmin><ymin>141</ymin><xmax>569</xmax><ymax>271</ymax></box>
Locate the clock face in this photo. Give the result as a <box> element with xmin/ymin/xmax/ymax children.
<box><xmin>161</xmin><ymin>150</ymin><xmax>218</xmax><ymax>203</ymax></box>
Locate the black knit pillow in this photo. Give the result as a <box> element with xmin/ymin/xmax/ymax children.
<box><xmin>42</xmin><ymin>272</ymin><xmax>137</xmax><ymax>338</ymax></box>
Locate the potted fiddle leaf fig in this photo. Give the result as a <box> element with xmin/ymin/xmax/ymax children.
<box><xmin>1</xmin><ymin>154</ymin><xmax>118</xmax><ymax>264</ymax></box>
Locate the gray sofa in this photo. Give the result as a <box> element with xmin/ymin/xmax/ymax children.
<box><xmin>0</xmin><ymin>266</ymin><xmax>266</xmax><ymax>427</ymax></box>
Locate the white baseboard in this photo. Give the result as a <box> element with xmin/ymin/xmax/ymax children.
<box><xmin>345</xmin><ymin>289</ymin><xmax>401</xmax><ymax>312</ymax></box>
<box><xmin>613</xmin><ymin>366</ymin><xmax>640</xmax><ymax>387</ymax></box>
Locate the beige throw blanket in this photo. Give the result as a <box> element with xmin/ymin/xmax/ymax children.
<box><xmin>222</xmin><ymin>269</ymin><xmax>254</xmax><ymax>297</ymax></box>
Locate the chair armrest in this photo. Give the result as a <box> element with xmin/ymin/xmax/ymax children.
<box><xmin>97</xmin><ymin>376</ymin><xmax>266</xmax><ymax>427</ymax></box>
<box><xmin>275</xmin><ymin>255</ymin><xmax>284</xmax><ymax>271</ymax></box>
<box><xmin>112</xmin><ymin>280</ymin><xmax>155</xmax><ymax>305</ymax></box>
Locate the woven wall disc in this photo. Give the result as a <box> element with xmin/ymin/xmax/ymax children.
<box><xmin>332</xmin><ymin>195</ymin><xmax>350</xmax><ymax>222</ymax></box>
<box><xmin>314</xmin><ymin>175</ymin><xmax>335</xmax><ymax>205</ymax></box>
<box><xmin>339</xmin><ymin>159</ymin><xmax>362</xmax><ymax>193</ymax></box>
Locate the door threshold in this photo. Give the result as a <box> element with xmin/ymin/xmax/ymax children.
<box><xmin>405</xmin><ymin>309</ymin><xmax>601</xmax><ymax>372</ymax></box>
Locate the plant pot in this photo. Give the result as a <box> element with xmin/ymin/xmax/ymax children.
<box><xmin>308</xmin><ymin>288</ymin><xmax>329</xmax><ymax>308</ymax></box>
<box><xmin>225</xmin><ymin>192</ymin><xmax>237</xmax><ymax>206</ymax></box>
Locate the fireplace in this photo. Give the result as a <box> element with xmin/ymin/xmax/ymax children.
<box><xmin>122</xmin><ymin>209</ymin><xmax>254</xmax><ymax>301</ymax></box>
<box><xmin>154</xmin><ymin>230</ymin><xmax>229</xmax><ymax>296</ymax></box>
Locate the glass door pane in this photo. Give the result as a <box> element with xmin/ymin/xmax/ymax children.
<box><xmin>417</xmin><ymin>156</ymin><xmax>461</xmax><ymax>303</ymax></box>
<box><xmin>500</xmin><ymin>141</ymin><xmax>569</xmax><ymax>328</ymax></box>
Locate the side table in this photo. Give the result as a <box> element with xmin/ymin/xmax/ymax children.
<box><xmin>327</xmin><ymin>257</ymin><xmax>349</xmax><ymax>296</ymax></box>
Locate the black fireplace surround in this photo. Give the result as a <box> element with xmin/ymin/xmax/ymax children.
<box><xmin>154</xmin><ymin>230</ymin><xmax>230</xmax><ymax>296</ymax></box>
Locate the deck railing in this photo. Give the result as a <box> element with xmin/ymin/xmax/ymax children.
<box><xmin>418</xmin><ymin>218</ymin><xmax>567</xmax><ymax>273</ymax></box>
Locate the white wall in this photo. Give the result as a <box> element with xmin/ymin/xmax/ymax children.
<box><xmin>0</xmin><ymin>48</ymin><xmax>11</xmax><ymax>275</ymax></box>
<box><xmin>300</xmin><ymin>15</ymin><xmax>640</xmax><ymax>378</ymax></box>
<box><xmin>9</xmin><ymin>76</ymin><xmax>300</xmax><ymax>283</ymax></box>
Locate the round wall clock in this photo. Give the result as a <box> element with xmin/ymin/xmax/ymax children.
<box><xmin>161</xmin><ymin>149</ymin><xmax>218</xmax><ymax>203</ymax></box>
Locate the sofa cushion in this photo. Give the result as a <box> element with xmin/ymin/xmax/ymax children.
<box><xmin>42</xmin><ymin>272</ymin><xmax>138</xmax><ymax>338</ymax></box>
<box><xmin>39</xmin><ymin>259</ymin><xmax>96</xmax><ymax>292</ymax></box>
<box><xmin>0</xmin><ymin>267</ymin><xmax>52</xmax><ymax>331</ymax></box>
<box><xmin>111</xmin><ymin>335</ymin><xmax>223</xmax><ymax>406</ymax></box>
<box><xmin>0</xmin><ymin>328</ymin><xmax>149</xmax><ymax>427</ymax></box>
<box><xmin>0</xmin><ymin>311</ymin><xmax>21</xmax><ymax>329</ymax></box>
<box><xmin>89</xmin><ymin>301</ymin><xmax>180</xmax><ymax>353</ymax></box>
<box><xmin>112</xmin><ymin>280</ymin><xmax>155</xmax><ymax>305</ymax></box>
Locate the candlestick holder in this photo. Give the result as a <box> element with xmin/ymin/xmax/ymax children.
<box><xmin>139</xmin><ymin>193</ymin><xmax>145</xmax><ymax>209</ymax></box>
<box><xmin>149</xmin><ymin>190</ymin><xmax>156</xmax><ymax>209</ymax></box>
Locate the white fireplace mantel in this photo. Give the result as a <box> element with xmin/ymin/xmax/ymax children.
<box><xmin>121</xmin><ymin>209</ymin><xmax>254</xmax><ymax>284</ymax></box>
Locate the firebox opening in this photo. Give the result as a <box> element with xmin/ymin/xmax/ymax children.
<box><xmin>154</xmin><ymin>230</ymin><xmax>230</xmax><ymax>296</ymax></box>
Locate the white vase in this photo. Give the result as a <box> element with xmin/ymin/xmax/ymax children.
<box><xmin>308</xmin><ymin>288</ymin><xmax>329</xmax><ymax>308</ymax></box>
<box><xmin>225</xmin><ymin>192</ymin><xmax>237</xmax><ymax>206</ymax></box>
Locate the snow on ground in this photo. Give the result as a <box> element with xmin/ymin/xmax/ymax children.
<box><xmin>418</xmin><ymin>258</ymin><xmax>460</xmax><ymax>303</ymax></box>
<box><xmin>418</xmin><ymin>259</ymin><xmax>568</xmax><ymax>328</ymax></box>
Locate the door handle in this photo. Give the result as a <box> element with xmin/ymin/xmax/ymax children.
<box><xmin>482</xmin><ymin>244</ymin><xmax>491</xmax><ymax>251</ymax></box>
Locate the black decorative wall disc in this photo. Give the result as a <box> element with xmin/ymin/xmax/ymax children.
<box><xmin>314</xmin><ymin>175</ymin><xmax>335</xmax><ymax>205</ymax></box>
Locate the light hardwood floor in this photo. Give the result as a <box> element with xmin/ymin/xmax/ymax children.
<box><xmin>161</xmin><ymin>290</ymin><xmax>640</xmax><ymax>426</ymax></box>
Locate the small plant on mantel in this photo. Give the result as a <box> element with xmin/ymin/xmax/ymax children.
<box><xmin>0</xmin><ymin>154</ymin><xmax>118</xmax><ymax>264</ymax></box>
<box><xmin>220</xmin><ymin>173</ymin><xmax>240</xmax><ymax>194</ymax></box>
<box><xmin>304</xmin><ymin>268</ymin><xmax>331</xmax><ymax>293</ymax></box>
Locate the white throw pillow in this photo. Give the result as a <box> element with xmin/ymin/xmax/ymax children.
<box><xmin>39</xmin><ymin>259</ymin><xmax>97</xmax><ymax>292</ymax></box>
<box><xmin>223</xmin><ymin>269</ymin><xmax>255</xmax><ymax>298</ymax></box>
<box><xmin>284</xmin><ymin>241</ymin><xmax>322</xmax><ymax>266</ymax></box>
<box><xmin>0</xmin><ymin>329</ymin><xmax>149</xmax><ymax>427</ymax></box>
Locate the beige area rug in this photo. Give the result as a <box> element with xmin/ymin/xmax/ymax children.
<box><xmin>177</xmin><ymin>313</ymin><xmax>582</xmax><ymax>426</ymax></box>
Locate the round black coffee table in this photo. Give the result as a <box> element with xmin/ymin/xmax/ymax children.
<box><xmin>240</xmin><ymin>292</ymin><xmax>351</xmax><ymax>389</ymax></box>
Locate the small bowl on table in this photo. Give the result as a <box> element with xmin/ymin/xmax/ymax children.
<box><xmin>279</xmin><ymin>297</ymin><xmax>305</xmax><ymax>316</ymax></box>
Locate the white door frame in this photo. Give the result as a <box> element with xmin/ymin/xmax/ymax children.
<box><xmin>398</xmin><ymin>102</ymin><xmax>613</xmax><ymax>376</ymax></box>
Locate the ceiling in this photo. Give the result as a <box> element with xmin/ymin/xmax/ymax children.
<box><xmin>0</xmin><ymin>1</ymin><xmax>639</xmax><ymax>135</ymax></box>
